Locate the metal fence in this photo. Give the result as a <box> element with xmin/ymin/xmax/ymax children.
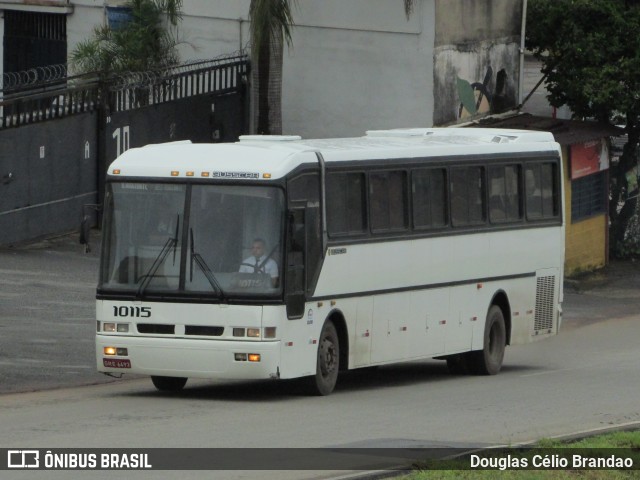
<box><xmin>108</xmin><ymin>55</ymin><xmax>249</xmax><ymax>112</ymax></box>
<box><xmin>0</xmin><ymin>53</ymin><xmax>249</xmax><ymax>128</ymax></box>
<box><xmin>0</xmin><ymin>53</ymin><xmax>250</xmax><ymax>246</ymax></box>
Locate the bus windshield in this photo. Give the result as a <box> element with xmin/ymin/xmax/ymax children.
<box><xmin>100</xmin><ymin>182</ymin><xmax>285</xmax><ymax>300</ymax></box>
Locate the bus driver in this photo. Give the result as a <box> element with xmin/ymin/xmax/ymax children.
<box><xmin>239</xmin><ymin>238</ymin><xmax>279</xmax><ymax>286</ymax></box>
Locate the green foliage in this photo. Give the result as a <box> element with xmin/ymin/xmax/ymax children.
<box><xmin>526</xmin><ymin>0</ymin><xmax>640</xmax><ymax>256</ymax></box>
<box><xmin>249</xmin><ymin>0</ymin><xmax>297</xmax><ymax>134</ymax></box>
<box><xmin>71</xmin><ymin>0</ymin><xmax>183</xmax><ymax>75</ymax></box>
<box><xmin>526</xmin><ymin>0</ymin><xmax>640</xmax><ymax>123</ymax></box>
<box><xmin>249</xmin><ymin>0</ymin><xmax>296</xmax><ymax>54</ymax></box>
<box><xmin>405</xmin><ymin>430</ymin><xmax>640</xmax><ymax>479</ymax></box>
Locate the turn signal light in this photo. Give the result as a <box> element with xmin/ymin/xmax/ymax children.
<box><xmin>248</xmin><ymin>354</ymin><xmax>261</xmax><ymax>362</ymax></box>
<box><xmin>104</xmin><ymin>347</ymin><xmax>128</xmax><ymax>356</ymax></box>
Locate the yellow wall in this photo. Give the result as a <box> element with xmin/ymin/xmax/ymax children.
<box><xmin>562</xmin><ymin>146</ymin><xmax>608</xmax><ymax>276</ymax></box>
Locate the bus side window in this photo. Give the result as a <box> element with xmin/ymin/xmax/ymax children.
<box><xmin>370</xmin><ymin>170</ymin><xmax>408</xmax><ymax>232</ymax></box>
<box><xmin>287</xmin><ymin>171</ymin><xmax>323</xmax><ymax>296</ymax></box>
<box><xmin>451</xmin><ymin>166</ymin><xmax>485</xmax><ymax>227</ymax></box>
<box><xmin>326</xmin><ymin>172</ymin><xmax>367</xmax><ymax>236</ymax></box>
<box><xmin>525</xmin><ymin>166</ymin><xmax>542</xmax><ymax>218</ymax></box>
<box><xmin>412</xmin><ymin>168</ymin><xmax>447</xmax><ymax>229</ymax></box>
<box><xmin>286</xmin><ymin>209</ymin><xmax>305</xmax><ymax>319</ymax></box>
<box><xmin>541</xmin><ymin>163</ymin><xmax>558</xmax><ymax>217</ymax></box>
<box><xmin>526</xmin><ymin>162</ymin><xmax>559</xmax><ymax>220</ymax></box>
<box><xmin>489</xmin><ymin>165</ymin><xmax>522</xmax><ymax>223</ymax></box>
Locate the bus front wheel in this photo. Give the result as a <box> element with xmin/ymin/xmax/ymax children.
<box><xmin>151</xmin><ymin>376</ymin><xmax>188</xmax><ymax>392</ymax></box>
<box><xmin>470</xmin><ymin>305</ymin><xmax>506</xmax><ymax>375</ymax></box>
<box><xmin>306</xmin><ymin>320</ymin><xmax>340</xmax><ymax>395</ymax></box>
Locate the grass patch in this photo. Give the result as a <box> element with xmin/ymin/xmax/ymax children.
<box><xmin>403</xmin><ymin>430</ymin><xmax>640</xmax><ymax>479</ymax></box>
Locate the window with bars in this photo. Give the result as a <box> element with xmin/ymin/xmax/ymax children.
<box><xmin>3</xmin><ymin>10</ymin><xmax>67</xmax><ymax>75</ymax></box>
<box><xmin>571</xmin><ymin>171</ymin><xmax>607</xmax><ymax>222</ymax></box>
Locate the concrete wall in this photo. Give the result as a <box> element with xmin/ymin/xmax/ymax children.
<box><xmin>282</xmin><ymin>0</ymin><xmax>435</xmax><ymax>138</ymax></box>
<box><xmin>433</xmin><ymin>0</ymin><xmax>522</xmax><ymax>125</ymax></box>
<box><xmin>562</xmin><ymin>146</ymin><xmax>608</xmax><ymax>276</ymax></box>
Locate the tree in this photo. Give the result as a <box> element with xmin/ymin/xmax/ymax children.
<box><xmin>526</xmin><ymin>0</ymin><xmax>640</xmax><ymax>256</ymax></box>
<box><xmin>249</xmin><ymin>0</ymin><xmax>296</xmax><ymax>135</ymax></box>
<box><xmin>71</xmin><ymin>0</ymin><xmax>183</xmax><ymax>75</ymax></box>
<box><xmin>249</xmin><ymin>0</ymin><xmax>417</xmax><ymax>135</ymax></box>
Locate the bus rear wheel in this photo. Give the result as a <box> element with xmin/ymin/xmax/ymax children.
<box><xmin>306</xmin><ymin>320</ymin><xmax>340</xmax><ymax>395</ymax></box>
<box><xmin>151</xmin><ymin>376</ymin><xmax>188</xmax><ymax>392</ymax></box>
<box><xmin>470</xmin><ymin>305</ymin><xmax>506</xmax><ymax>375</ymax></box>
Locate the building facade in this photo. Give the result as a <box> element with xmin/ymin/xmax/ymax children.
<box><xmin>0</xmin><ymin>0</ymin><xmax>525</xmax><ymax>136</ymax></box>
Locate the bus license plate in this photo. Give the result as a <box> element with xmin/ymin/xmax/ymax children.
<box><xmin>103</xmin><ymin>358</ymin><xmax>131</xmax><ymax>369</ymax></box>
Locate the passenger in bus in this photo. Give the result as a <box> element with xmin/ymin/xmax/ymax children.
<box><xmin>239</xmin><ymin>238</ymin><xmax>279</xmax><ymax>286</ymax></box>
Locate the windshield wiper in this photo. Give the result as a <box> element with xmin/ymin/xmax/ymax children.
<box><xmin>190</xmin><ymin>229</ymin><xmax>225</xmax><ymax>300</ymax></box>
<box><xmin>136</xmin><ymin>214</ymin><xmax>180</xmax><ymax>298</ymax></box>
<box><xmin>136</xmin><ymin>236</ymin><xmax>175</xmax><ymax>298</ymax></box>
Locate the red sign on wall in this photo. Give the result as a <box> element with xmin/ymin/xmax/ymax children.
<box><xmin>571</xmin><ymin>140</ymin><xmax>609</xmax><ymax>180</ymax></box>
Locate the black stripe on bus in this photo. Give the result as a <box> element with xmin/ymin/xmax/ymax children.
<box><xmin>311</xmin><ymin>271</ymin><xmax>536</xmax><ymax>301</ymax></box>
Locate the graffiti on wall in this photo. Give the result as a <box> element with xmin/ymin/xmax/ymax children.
<box><xmin>433</xmin><ymin>42</ymin><xmax>517</xmax><ymax>125</ymax></box>
<box><xmin>456</xmin><ymin>66</ymin><xmax>508</xmax><ymax>120</ymax></box>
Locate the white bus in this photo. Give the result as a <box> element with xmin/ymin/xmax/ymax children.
<box><xmin>94</xmin><ymin>128</ymin><xmax>564</xmax><ymax>395</ymax></box>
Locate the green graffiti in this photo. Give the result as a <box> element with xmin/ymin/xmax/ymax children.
<box><xmin>457</xmin><ymin>77</ymin><xmax>477</xmax><ymax>115</ymax></box>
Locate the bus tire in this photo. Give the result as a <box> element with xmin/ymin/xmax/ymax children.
<box><xmin>151</xmin><ymin>376</ymin><xmax>187</xmax><ymax>392</ymax></box>
<box><xmin>307</xmin><ymin>320</ymin><xmax>340</xmax><ymax>395</ymax></box>
<box><xmin>470</xmin><ymin>305</ymin><xmax>506</xmax><ymax>375</ymax></box>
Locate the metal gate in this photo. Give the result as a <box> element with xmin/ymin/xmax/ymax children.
<box><xmin>0</xmin><ymin>54</ymin><xmax>250</xmax><ymax>246</ymax></box>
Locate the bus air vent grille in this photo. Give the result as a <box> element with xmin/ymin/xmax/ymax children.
<box><xmin>534</xmin><ymin>275</ymin><xmax>555</xmax><ymax>332</ymax></box>
<box><xmin>185</xmin><ymin>326</ymin><xmax>224</xmax><ymax>336</ymax></box>
<box><xmin>137</xmin><ymin>324</ymin><xmax>175</xmax><ymax>335</ymax></box>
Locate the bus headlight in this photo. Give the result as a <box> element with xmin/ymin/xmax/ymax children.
<box><xmin>101</xmin><ymin>323</ymin><xmax>129</xmax><ymax>333</ymax></box>
<box><xmin>233</xmin><ymin>328</ymin><xmax>245</xmax><ymax>337</ymax></box>
<box><xmin>247</xmin><ymin>328</ymin><xmax>260</xmax><ymax>338</ymax></box>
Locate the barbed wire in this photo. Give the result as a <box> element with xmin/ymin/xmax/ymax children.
<box><xmin>107</xmin><ymin>50</ymin><xmax>249</xmax><ymax>91</ymax></box>
<box><xmin>0</xmin><ymin>51</ymin><xmax>250</xmax><ymax>96</ymax></box>
<box><xmin>1</xmin><ymin>64</ymin><xmax>69</xmax><ymax>92</ymax></box>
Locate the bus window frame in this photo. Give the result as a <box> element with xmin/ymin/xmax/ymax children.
<box><xmin>97</xmin><ymin>177</ymin><xmax>289</xmax><ymax>304</ymax></box>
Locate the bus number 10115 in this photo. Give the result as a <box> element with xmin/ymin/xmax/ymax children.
<box><xmin>113</xmin><ymin>306</ymin><xmax>151</xmax><ymax>318</ymax></box>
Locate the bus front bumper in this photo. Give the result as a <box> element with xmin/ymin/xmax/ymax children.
<box><xmin>96</xmin><ymin>335</ymin><xmax>281</xmax><ymax>380</ymax></box>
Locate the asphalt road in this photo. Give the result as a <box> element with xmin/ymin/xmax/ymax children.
<box><xmin>0</xmin><ymin>232</ymin><xmax>121</xmax><ymax>393</ymax></box>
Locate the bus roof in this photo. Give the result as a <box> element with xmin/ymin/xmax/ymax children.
<box><xmin>108</xmin><ymin>128</ymin><xmax>560</xmax><ymax>180</ymax></box>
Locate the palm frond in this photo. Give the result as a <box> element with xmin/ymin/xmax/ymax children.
<box><xmin>249</xmin><ymin>0</ymin><xmax>297</xmax><ymax>52</ymax></box>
